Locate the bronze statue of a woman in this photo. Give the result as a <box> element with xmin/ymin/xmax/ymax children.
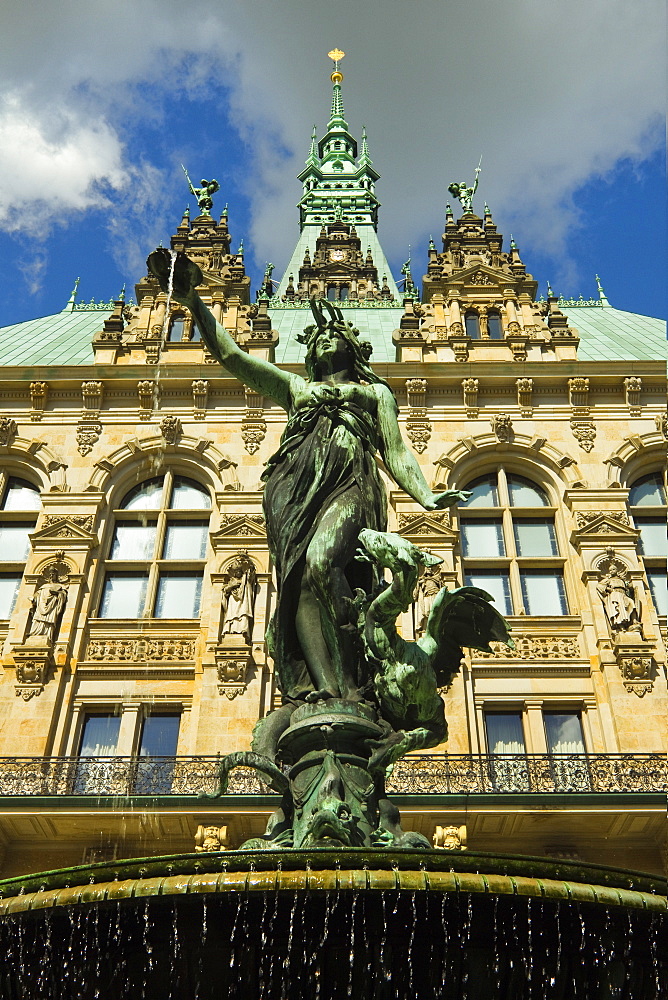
<box><xmin>148</xmin><ymin>251</ymin><xmax>469</xmax><ymax>706</ymax></box>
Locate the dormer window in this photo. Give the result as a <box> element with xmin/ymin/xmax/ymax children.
<box><xmin>168</xmin><ymin>317</ymin><xmax>185</xmax><ymax>342</ymax></box>
<box><xmin>465</xmin><ymin>311</ymin><xmax>480</xmax><ymax>339</ymax></box>
<box><xmin>487</xmin><ymin>311</ymin><xmax>503</xmax><ymax>339</ymax></box>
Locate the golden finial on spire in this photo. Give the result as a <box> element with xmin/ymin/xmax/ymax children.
<box><xmin>328</xmin><ymin>48</ymin><xmax>345</xmax><ymax>84</ymax></box>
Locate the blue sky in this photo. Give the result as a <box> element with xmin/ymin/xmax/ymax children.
<box><xmin>0</xmin><ymin>0</ymin><xmax>665</xmax><ymax>327</ymax></box>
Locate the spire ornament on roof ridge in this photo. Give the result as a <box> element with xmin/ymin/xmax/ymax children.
<box><xmin>327</xmin><ymin>48</ymin><xmax>347</xmax><ymax>128</ymax></box>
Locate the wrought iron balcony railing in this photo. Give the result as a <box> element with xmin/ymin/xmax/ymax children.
<box><xmin>0</xmin><ymin>754</ymin><xmax>664</xmax><ymax>799</ymax></box>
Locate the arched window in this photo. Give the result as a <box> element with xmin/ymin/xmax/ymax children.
<box><xmin>458</xmin><ymin>470</ymin><xmax>567</xmax><ymax>616</ymax></box>
<box><xmin>168</xmin><ymin>317</ymin><xmax>185</xmax><ymax>342</ymax></box>
<box><xmin>629</xmin><ymin>471</ymin><xmax>667</xmax><ymax>615</ymax></box>
<box><xmin>0</xmin><ymin>477</ymin><xmax>41</xmax><ymax>617</ymax></box>
<box><xmin>465</xmin><ymin>311</ymin><xmax>480</xmax><ymax>339</ymax></box>
<box><xmin>99</xmin><ymin>473</ymin><xmax>211</xmax><ymax>620</ymax></box>
<box><xmin>487</xmin><ymin>311</ymin><xmax>503</xmax><ymax>339</ymax></box>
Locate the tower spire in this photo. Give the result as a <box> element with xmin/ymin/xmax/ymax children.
<box><xmin>306</xmin><ymin>125</ymin><xmax>319</xmax><ymax>168</ymax></box>
<box><xmin>327</xmin><ymin>48</ymin><xmax>348</xmax><ymax>129</ymax></box>
<box><xmin>359</xmin><ymin>125</ymin><xmax>371</xmax><ymax>166</ymax></box>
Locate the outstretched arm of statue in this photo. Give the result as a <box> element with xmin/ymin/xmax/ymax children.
<box><xmin>147</xmin><ymin>250</ymin><xmax>293</xmax><ymax>411</ymax></box>
<box><xmin>374</xmin><ymin>383</ymin><xmax>470</xmax><ymax>511</ymax></box>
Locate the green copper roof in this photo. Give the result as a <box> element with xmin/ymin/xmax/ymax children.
<box><xmin>562</xmin><ymin>304</ymin><xmax>667</xmax><ymax>362</ymax></box>
<box><xmin>0</xmin><ymin>297</ymin><xmax>664</xmax><ymax>369</ymax></box>
<box><xmin>272</xmin><ymin>305</ymin><xmax>402</xmax><ymax>365</ymax></box>
<box><xmin>0</xmin><ymin>304</ymin><xmax>100</xmax><ymax>366</ymax></box>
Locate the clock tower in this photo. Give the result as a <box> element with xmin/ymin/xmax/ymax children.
<box><xmin>275</xmin><ymin>50</ymin><xmax>399</xmax><ymax>301</ymax></box>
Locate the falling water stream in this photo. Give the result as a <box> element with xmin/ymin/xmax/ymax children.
<box><xmin>0</xmin><ymin>883</ymin><xmax>665</xmax><ymax>999</ymax></box>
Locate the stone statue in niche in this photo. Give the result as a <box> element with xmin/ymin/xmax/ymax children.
<box><xmin>597</xmin><ymin>551</ymin><xmax>642</xmax><ymax>636</ymax></box>
<box><xmin>221</xmin><ymin>553</ymin><xmax>258</xmax><ymax>645</ymax></box>
<box><xmin>413</xmin><ymin>558</ymin><xmax>447</xmax><ymax>638</ymax></box>
<box><xmin>27</xmin><ymin>565</ymin><xmax>68</xmax><ymax>646</ymax></box>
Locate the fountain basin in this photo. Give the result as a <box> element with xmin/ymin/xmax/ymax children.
<box><xmin>0</xmin><ymin>850</ymin><xmax>665</xmax><ymax>998</ymax></box>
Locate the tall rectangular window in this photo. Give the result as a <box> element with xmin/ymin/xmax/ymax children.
<box><xmin>74</xmin><ymin>713</ymin><xmax>122</xmax><ymax>794</ymax></box>
<box><xmin>543</xmin><ymin>712</ymin><xmax>590</xmax><ymax>791</ymax></box>
<box><xmin>465</xmin><ymin>572</ymin><xmax>512</xmax><ymax>616</ymax></box>
<box><xmin>155</xmin><ymin>572</ymin><xmax>202</xmax><ymax>619</ymax></box>
<box><xmin>0</xmin><ymin>574</ymin><xmax>21</xmax><ymax>618</ymax></box>
<box><xmin>485</xmin><ymin>712</ymin><xmax>529</xmax><ymax>792</ymax></box>
<box><xmin>78</xmin><ymin>713</ymin><xmax>121</xmax><ymax>756</ymax></box>
<box><xmin>139</xmin><ymin>714</ymin><xmax>181</xmax><ymax>757</ymax></box>
<box><xmin>100</xmin><ymin>572</ymin><xmax>148</xmax><ymax>618</ymax></box>
<box><xmin>485</xmin><ymin>712</ymin><xmax>526</xmax><ymax>754</ymax></box>
<box><xmin>0</xmin><ymin>524</ymin><xmax>32</xmax><ymax>560</ymax></box>
<box><xmin>520</xmin><ymin>571</ymin><xmax>568</xmax><ymax>616</ymax></box>
<box><xmin>460</xmin><ymin>519</ymin><xmax>505</xmax><ymax>557</ymax></box>
<box><xmin>135</xmin><ymin>714</ymin><xmax>181</xmax><ymax>794</ymax></box>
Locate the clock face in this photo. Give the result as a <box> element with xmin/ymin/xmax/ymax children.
<box><xmin>329</xmin><ymin>249</ymin><xmax>346</xmax><ymax>263</ymax></box>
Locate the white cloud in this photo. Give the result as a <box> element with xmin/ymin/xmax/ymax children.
<box><xmin>0</xmin><ymin>95</ymin><xmax>127</xmax><ymax>236</ymax></box>
<box><xmin>0</xmin><ymin>0</ymin><xmax>664</xmax><ymax>294</ymax></box>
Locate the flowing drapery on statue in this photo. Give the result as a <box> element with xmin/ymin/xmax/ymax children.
<box><xmin>147</xmin><ymin>249</ymin><xmax>468</xmax><ymax>707</ymax></box>
<box><xmin>148</xmin><ymin>248</ymin><xmax>513</xmax><ymax>850</ymax></box>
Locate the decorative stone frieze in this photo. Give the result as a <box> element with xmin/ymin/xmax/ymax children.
<box><xmin>474</xmin><ymin>636</ymin><xmax>580</xmax><ymax>659</ymax></box>
<box><xmin>623</xmin><ymin>377</ymin><xmax>642</xmax><ymax>416</ymax></box>
<box><xmin>0</xmin><ymin>416</ymin><xmax>17</xmax><ymax>446</ymax></box>
<box><xmin>192</xmin><ymin>379</ymin><xmax>209</xmax><ymax>419</ymax></box>
<box><xmin>461</xmin><ymin>378</ymin><xmax>479</xmax><ymax>417</ymax></box>
<box><xmin>41</xmin><ymin>515</ymin><xmax>95</xmax><ymax>534</ymax></box>
<box><xmin>490</xmin><ymin>413</ymin><xmax>513</xmax><ymax>442</ymax></box>
<box><xmin>655</xmin><ymin>412</ymin><xmax>668</xmax><ymax>441</ymax></box>
<box><xmin>84</xmin><ymin>637</ymin><xmax>197</xmax><ymax>662</ymax></box>
<box><xmin>216</xmin><ymin>514</ymin><xmax>266</xmax><ymax>538</ymax></box>
<box><xmin>76</xmin><ymin>422</ymin><xmax>102</xmax><ymax>456</ymax></box>
<box><xmin>137</xmin><ymin>380</ymin><xmax>157</xmax><ymax>419</ymax></box>
<box><xmin>433</xmin><ymin>825</ymin><xmax>467</xmax><ymax>850</ymax></box>
<box><xmin>575</xmin><ymin>511</ymin><xmax>629</xmax><ymax>529</ymax></box>
<box><xmin>29</xmin><ymin>381</ymin><xmax>48</xmax><ymax>421</ymax></box>
<box><xmin>405</xmin><ymin>378</ymin><xmax>431</xmax><ymax>453</ymax></box>
<box><xmin>398</xmin><ymin>511</ymin><xmax>451</xmax><ymax>534</ymax></box>
<box><xmin>81</xmin><ymin>380</ymin><xmax>103</xmax><ymax>416</ymax></box>
<box><xmin>160</xmin><ymin>415</ymin><xmax>182</xmax><ymax>445</ymax></box>
<box><xmin>516</xmin><ymin>377</ymin><xmax>533</xmax><ymax>416</ymax></box>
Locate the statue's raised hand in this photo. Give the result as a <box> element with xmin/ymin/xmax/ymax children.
<box><xmin>424</xmin><ymin>489</ymin><xmax>471</xmax><ymax>511</ymax></box>
<box><xmin>147</xmin><ymin>249</ymin><xmax>203</xmax><ymax>307</ymax></box>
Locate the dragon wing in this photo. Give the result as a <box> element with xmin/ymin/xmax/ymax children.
<box><xmin>420</xmin><ymin>586</ymin><xmax>514</xmax><ymax>687</ymax></box>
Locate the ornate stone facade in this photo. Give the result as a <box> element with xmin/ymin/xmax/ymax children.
<box><xmin>0</xmin><ymin>65</ymin><xmax>664</xmax><ymax>878</ymax></box>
